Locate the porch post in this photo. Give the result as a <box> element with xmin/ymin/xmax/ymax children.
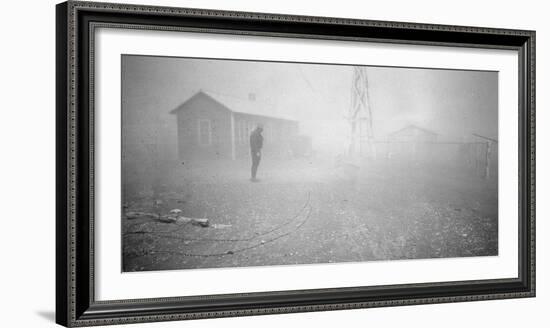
<box><xmin>230</xmin><ymin>112</ymin><xmax>236</xmax><ymax>160</ymax></box>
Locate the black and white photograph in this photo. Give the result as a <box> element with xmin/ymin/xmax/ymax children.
<box><xmin>2</xmin><ymin>0</ymin><xmax>544</xmax><ymax>326</ymax></box>
<box><xmin>121</xmin><ymin>55</ymin><xmax>498</xmax><ymax>272</ymax></box>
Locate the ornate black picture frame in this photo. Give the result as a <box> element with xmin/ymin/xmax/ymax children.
<box><xmin>56</xmin><ymin>1</ymin><xmax>535</xmax><ymax>326</ymax></box>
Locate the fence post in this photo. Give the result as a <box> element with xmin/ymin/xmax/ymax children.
<box><xmin>485</xmin><ymin>141</ymin><xmax>491</xmax><ymax>179</ymax></box>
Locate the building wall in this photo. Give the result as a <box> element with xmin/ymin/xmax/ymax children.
<box><xmin>386</xmin><ymin>127</ymin><xmax>438</xmax><ymax>162</ymax></box>
<box><xmin>380</xmin><ymin>126</ymin><xmax>498</xmax><ymax>179</ymax></box>
<box><xmin>175</xmin><ymin>95</ymin><xmax>232</xmax><ymax>161</ymax></box>
<box><xmin>233</xmin><ymin>112</ymin><xmax>299</xmax><ymax>159</ymax></box>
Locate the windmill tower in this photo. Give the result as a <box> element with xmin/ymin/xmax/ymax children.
<box><xmin>348</xmin><ymin>66</ymin><xmax>375</xmax><ymax>159</ymax></box>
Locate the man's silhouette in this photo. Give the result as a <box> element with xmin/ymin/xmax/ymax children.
<box><xmin>249</xmin><ymin>124</ymin><xmax>264</xmax><ymax>182</ymax></box>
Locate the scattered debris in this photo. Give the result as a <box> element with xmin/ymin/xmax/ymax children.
<box><xmin>176</xmin><ymin>217</ymin><xmax>192</xmax><ymax>224</ymax></box>
<box><xmin>212</xmin><ymin>224</ymin><xmax>232</xmax><ymax>229</ymax></box>
<box><xmin>158</xmin><ymin>216</ymin><xmax>178</xmax><ymax>223</ymax></box>
<box><xmin>191</xmin><ymin>218</ymin><xmax>209</xmax><ymax>227</ymax></box>
<box><xmin>125</xmin><ymin>212</ymin><xmax>158</xmax><ymax>220</ymax></box>
<box><xmin>126</xmin><ymin>209</ymin><xmax>210</xmax><ymax>228</ymax></box>
<box><xmin>174</xmin><ymin>216</ymin><xmax>209</xmax><ymax>227</ymax></box>
<box><xmin>125</xmin><ymin>212</ymin><xmax>141</xmax><ymax>220</ymax></box>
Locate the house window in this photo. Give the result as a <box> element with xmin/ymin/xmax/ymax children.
<box><xmin>198</xmin><ymin>119</ymin><xmax>212</xmax><ymax>146</ymax></box>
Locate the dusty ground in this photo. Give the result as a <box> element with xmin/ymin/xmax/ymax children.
<box><xmin>122</xmin><ymin>158</ymin><xmax>498</xmax><ymax>272</ymax></box>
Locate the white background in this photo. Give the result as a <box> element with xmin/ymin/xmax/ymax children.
<box><xmin>0</xmin><ymin>0</ymin><xmax>546</xmax><ymax>327</ymax></box>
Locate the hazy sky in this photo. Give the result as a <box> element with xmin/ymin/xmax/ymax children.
<box><xmin>122</xmin><ymin>55</ymin><xmax>498</xmax><ymax>143</ymax></box>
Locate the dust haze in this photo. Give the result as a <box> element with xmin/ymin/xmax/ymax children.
<box><xmin>121</xmin><ymin>55</ymin><xmax>498</xmax><ymax>272</ymax></box>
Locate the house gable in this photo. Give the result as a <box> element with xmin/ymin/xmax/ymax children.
<box><xmin>388</xmin><ymin>125</ymin><xmax>438</xmax><ymax>143</ymax></box>
<box><xmin>170</xmin><ymin>91</ymin><xmax>232</xmax><ymax>116</ymax></box>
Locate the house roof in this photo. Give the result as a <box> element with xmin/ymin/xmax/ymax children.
<box><xmin>388</xmin><ymin>124</ymin><xmax>438</xmax><ymax>137</ymax></box>
<box><xmin>171</xmin><ymin>90</ymin><xmax>296</xmax><ymax>123</ymax></box>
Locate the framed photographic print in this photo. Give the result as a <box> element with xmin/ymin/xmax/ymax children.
<box><xmin>56</xmin><ymin>1</ymin><xmax>535</xmax><ymax>326</ymax></box>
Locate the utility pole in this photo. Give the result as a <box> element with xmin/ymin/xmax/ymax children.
<box><xmin>348</xmin><ymin>66</ymin><xmax>375</xmax><ymax>159</ymax></box>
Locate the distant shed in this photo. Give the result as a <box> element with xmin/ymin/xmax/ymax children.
<box><xmin>388</xmin><ymin>125</ymin><xmax>438</xmax><ymax>143</ymax></box>
<box><xmin>386</xmin><ymin>124</ymin><xmax>439</xmax><ymax>162</ymax></box>
<box><xmin>170</xmin><ymin>91</ymin><xmax>299</xmax><ymax>161</ymax></box>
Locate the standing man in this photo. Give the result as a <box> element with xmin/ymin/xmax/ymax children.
<box><xmin>250</xmin><ymin>124</ymin><xmax>264</xmax><ymax>182</ymax></box>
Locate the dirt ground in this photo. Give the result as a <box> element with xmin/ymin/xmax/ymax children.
<box><xmin>122</xmin><ymin>157</ymin><xmax>498</xmax><ymax>272</ymax></box>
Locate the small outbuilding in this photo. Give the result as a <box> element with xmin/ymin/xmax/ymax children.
<box><xmin>386</xmin><ymin>124</ymin><xmax>438</xmax><ymax>162</ymax></box>
<box><xmin>387</xmin><ymin>125</ymin><xmax>438</xmax><ymax>143</ymax></box>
